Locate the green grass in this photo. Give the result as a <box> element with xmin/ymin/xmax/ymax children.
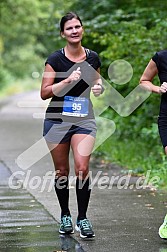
<box><xmin>94</xmin><ymin>135</ymin><xmax>167</xmax><ymax>189</ymax></box>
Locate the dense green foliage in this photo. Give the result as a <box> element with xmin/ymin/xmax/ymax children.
<box><xmin>1</xmin><ymin>0</ymin><xmax>167</xmax><ymax>186</ymax></box>
<box><xmin>0</xmin><ymin>0</ymin><xmax>72</xmax><ymax>86</ymax></box>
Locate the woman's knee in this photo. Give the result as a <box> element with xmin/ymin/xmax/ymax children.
<box><xmin>75</xmin><ymin>164</ymin><xmax>89</xmax><ymax>179</ymax></box>
<box><xmin>52</xmin><ymin>158</ymin><xmax>69</xmax><ymax>177</ymax></box>
<box><xmin>55</xmin><ymin>167</ymin><xmax>69</xmax><ymax>177</ymax></box>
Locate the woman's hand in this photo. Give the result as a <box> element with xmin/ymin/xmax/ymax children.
<box><xmin>41</xmin><ymin>65</ymin><xmax>81</xmax><ymax>99</ymax></box>
<box><xmin>91</xmin><ymin>84</ymin><xmax>103</xmax><ymax>97</ymax></box>
<box><xmin>159</xmin><ymin>82</ymin><xmax>167</xmax><ymax>94</ymax></box>
<box><xmin>67</xmin><ymin>67</ymin><xmax>81</xmax><ymax>83</ymax></box>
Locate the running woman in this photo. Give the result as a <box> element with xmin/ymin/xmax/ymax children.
<box><xmin>40</xmin><ymin>12</ymin><xmax>103</xmax><ymax>239</ymax></box>
<box><xmin>140</xmin><ymin>49</ymin><xmax>167</xmax><ymax>240</ymax></box>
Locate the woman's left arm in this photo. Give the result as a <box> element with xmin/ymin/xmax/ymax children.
<box><xmin>139</xmin><ymin>59</ymin><xmax>160</xmax><ymax>94</ymax></box>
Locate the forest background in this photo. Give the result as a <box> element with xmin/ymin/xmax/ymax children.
<box><xmin>1</xmin><ymin>0</ymin><xmax>167</xmax><ymax>187</ymax></box>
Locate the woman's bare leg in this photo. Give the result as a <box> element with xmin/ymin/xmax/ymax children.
<box><xmin>47</xmin><ymin>142</ymin><xmax>71</xmax><ymax>216</ymax></box>
<box><xmin>71</xmin><ymin>134</ymin><xmax>95</xmax><ymax>221</ymax></box>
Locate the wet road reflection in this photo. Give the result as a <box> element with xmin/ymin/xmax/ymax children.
<box><xmin>0</xmin><ymin>163</ymin><xmax>84</xmax><ymax>252</ymax></box>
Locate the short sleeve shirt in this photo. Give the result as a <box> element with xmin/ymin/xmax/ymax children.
<box><xmin>152</xmin><ymin>50</ymin><xmax>167</xmax><ymax>84</ymax></box>
<box><xmin>45</xmin><ymin>48</ymin><xmax>101</xmax><ymax>121</ymax></box>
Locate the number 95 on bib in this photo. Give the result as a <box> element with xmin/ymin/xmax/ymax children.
<box><xmin>62</xmin><ymin>96</ymin><xmax>89</xmax><ymax>117</ymax></box>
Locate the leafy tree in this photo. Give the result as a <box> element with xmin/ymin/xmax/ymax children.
<box><xmin>0</xmin><ymin>0</ymin><xmax>74</xmax><ymax>82</ymax></box>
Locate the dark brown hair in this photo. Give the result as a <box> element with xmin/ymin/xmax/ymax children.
<box><xmin>60</xmin><ymin>12</ymin><xmax>83</xmax><ymax>32</ymax></box>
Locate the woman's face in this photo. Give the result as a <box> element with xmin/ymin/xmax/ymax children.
<box><xmin>61</xmin><ymin>18</ymin><xmax>83</xmax><ymax>44</ymax></box>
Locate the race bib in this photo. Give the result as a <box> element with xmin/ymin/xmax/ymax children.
<box><xmin>62</xmin><ymin>96</ymin><xmax>89</xmax><ymax>117</ymax></box>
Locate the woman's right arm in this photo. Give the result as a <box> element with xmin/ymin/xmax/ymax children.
<box><xmin>41</xmin><ymin>64</ymin><xmax>69</xmax><ymax>100</ymax></box>
<box><xmin>40</xmin><ymin>64</ymin><xmax>81</xmax><ymax>100</ymax></box>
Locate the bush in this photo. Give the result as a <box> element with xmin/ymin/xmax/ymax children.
<box><xmin>0</xmin><ymin>67</ymin><xmax>13</xmax><ymax>90</ymax></box>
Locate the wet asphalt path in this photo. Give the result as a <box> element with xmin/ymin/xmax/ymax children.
<box><xmin>0</xmin><ymin>91</ymin><xmax>167</xmax><ymax>252</ymax></box>
<box><xmin>0</xmin><ymin>92</ymin><xmax>84</xmax><ymax>252</ymax></box>
<box><xmin>0</xmin><ymin>162</ymin><xmax>84</xmax><ymax>252</ymax></box>
<box><xmin>1</xmin><ymin>161</ymin><xmax>56</xmax><ymax>251</ymax></box>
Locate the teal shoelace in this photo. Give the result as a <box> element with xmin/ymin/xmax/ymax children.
<box><xmin>80</xmin><ymin>219</ymin><xmax>91</xmax><ymax>230</ymax></box>
<box><xmin>62</xmin><ymin>216</ymin><xmax>72</xmax><ymax>227</ymax></box>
